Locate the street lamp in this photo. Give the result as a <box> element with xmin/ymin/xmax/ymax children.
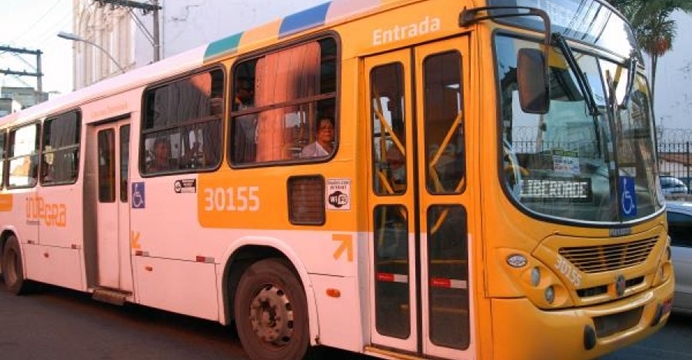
<box><xmin>57</xmin><ymin>31</ymin><xmax>126</xmax><ymax>74</ymax></box>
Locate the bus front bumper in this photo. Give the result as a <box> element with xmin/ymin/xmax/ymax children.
<box><xmin>490</xmin><ymin>277</ymin><xmax>674</xmax><ymax>360</ymax></box>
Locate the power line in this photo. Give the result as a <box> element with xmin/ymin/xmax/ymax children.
<box><xmin>9</xmin><ymin>0</ymin><xmax>65</xmax><ymax>45</ymax></box>
<box><xmin>0</xmin><ymin>46</ymin><xmax>44</xmax><ymax>103</ymax></box>
<box><xmin>93</xmin><ymin>0</ymin><xmax>161</xmax><ymax>61</ymax></box>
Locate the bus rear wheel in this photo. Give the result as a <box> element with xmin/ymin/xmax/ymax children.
<box><xmin>234</xmin><ymin>258</ymin><xmax>310</xmax><ymax>360</ymax></box>
<box><xmin>2</xmin><ymin>235</ymin><xmax>29</xmax><ymax>295</ymax></box>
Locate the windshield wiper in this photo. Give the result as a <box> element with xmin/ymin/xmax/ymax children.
<box><xmin>620</xmin><ymin>56</ymin><xmax>638</xmax><ymax>109</ymax></box>
<box><xmin>551</xmin><ymin>33</ymin><xmax>600</xmax><ymax>116</ymax></box>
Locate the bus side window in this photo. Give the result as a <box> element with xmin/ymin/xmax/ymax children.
<box><xmin>41</xmin><ymin>111</ymin><xmax>81</xmax><ymax>185</ymax></box>
<box><xmin>141</xmin><ymin>69</ymin><xmax>224</xmax><ymax>174</ymax></box>
<box><xmin>230</xmin><ymin>37</ymin><xmax>338</xmax><ymax>165</ymax></box>
<box><xmin>7</xmin><ymin>123</ymin><xmax>40</xmax><ymax>189</ymax></box>
<box><xmin>0</xmin><ymin>130</ymin><xmax>6</xmax><ymax>188</ymax></box>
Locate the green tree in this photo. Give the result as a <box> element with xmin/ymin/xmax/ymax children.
<box><xmin>607</xmin><ymin>0</ymin><xmax>692</xmax><ymax>101</ymax></box>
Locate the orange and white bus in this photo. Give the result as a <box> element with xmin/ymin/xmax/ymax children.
<box><xmin>0</xmin><ymin>0</ymin><xmax>674</xmax><ymax>359</ymax></box>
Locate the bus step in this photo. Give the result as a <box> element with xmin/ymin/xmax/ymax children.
<box><xmin>92</xmin><ymin>288</ymin><xmax>130</xmax><ymax>306</ymax></box>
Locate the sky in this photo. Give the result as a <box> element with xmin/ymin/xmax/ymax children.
<box><xmin>0</xmin><ymin>0</ymin><xmax>74</xmax><ymax>95</ymax></box>
<box><xmin>651</xmin><ymin>10</ymin><xmax>692</xmax><ymax>131</ymax></box>
<box><xmin>1</xmin><ymin>1</ymin><xmax>691</xmax><ymax>129</ymax></box>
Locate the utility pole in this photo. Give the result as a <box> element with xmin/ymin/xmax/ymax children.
<box><xmin>0</xmin><ymin>45</ymin><xmax>43</xmax><ymax>104</ymax></box>
<box><xmin>93</xmin><ymin>0</ymin><xmax>162</xmax><ymax>61</ymax></box>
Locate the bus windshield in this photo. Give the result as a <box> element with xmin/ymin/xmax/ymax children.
<box><xmin>496</xmin><ymin>34</ymin><xmax>661</xmax><ymax>224</ymax></box>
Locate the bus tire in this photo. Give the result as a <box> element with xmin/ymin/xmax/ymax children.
<box><xmin>234</xmin><ymin>258</ymin><xmax>310</xmax><ymax>360</ymax></box>
<box><xmin>2</xmin><ymin>235</ymin><xmax>30</xmax><ymax>295</ymax></box>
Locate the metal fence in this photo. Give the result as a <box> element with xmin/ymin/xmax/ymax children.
<box><xmin>657</xmin><ymin>129</ymin><xmax>692</xmax><ymax>175</ymax></box>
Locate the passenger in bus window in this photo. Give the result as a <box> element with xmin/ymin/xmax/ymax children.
<box><xmin>233</xmin><ymin>77</ymin><xmax>257</xmax><ymax>163</ymax></box>
<box><xmin>300</xmin><ymin>116</ymin><xmax>334</xmax><ymax>158</ymax></box>
<box><xmin>210</xmin><ymin>94</ymin><xmax>223</xmax><ymax>116</ymax></box>
<box><xmin>41</xmin><ymin>161</ymin><xmax>55</xmax><ymax>183</ymax></box>
<box><xmin>148</xmin><ymin>137</ymin><xmax>172</xmax><ymax>172</ymax></box>
<box><xmin>386</xmin><ymin>145</ymin><xmax>406</xmax><ymax>192</ymax></box>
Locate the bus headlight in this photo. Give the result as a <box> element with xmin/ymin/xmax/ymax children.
<box><xmin>653</xmin><ymin>239</ymin><xmax>673</xmax><ymax>286</ymax></box>
<box><xmin>545</xmin><ymin>285</ymin><xmax>555</xmax><ymax>304</ymax></box>
<box><xmin>531</xmin><ymin>267</ymin><xmax>541</xmax><ymax>287</ymax></box>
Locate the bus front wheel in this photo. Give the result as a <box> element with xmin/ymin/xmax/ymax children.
<box><xmin>234</xmin><ymin>258</ymin><xmax>310</xmax><ymax>360</ymax></box>
<box><xmin>2</xmin><ymin>235</ymin><xmax>29</xmax><ymax>295</ymax></box>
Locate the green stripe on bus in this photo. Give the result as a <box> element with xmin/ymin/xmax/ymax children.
<box><xmin>204</xmin><ymin>32</ymin><xmax>243</xmax><ymax>61</ymax></box>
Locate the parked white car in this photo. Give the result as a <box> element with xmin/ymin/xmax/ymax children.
<box><xmin>667</xmin><ymin>201</ymin><xmax>692</xmax><ymax>314</ymax></box>
<box><xmin>661</xmin><ymin>176</ymin><xmax>689</xmax><ymax>195</ymax></box>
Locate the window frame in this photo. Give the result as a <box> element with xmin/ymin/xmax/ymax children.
<box><xmin>7</xmin><ymin>122</ymin><xmax>41</xmax><ymax>189</ymax></box>
<box><xmin>0</xmin><ymin>129</ymin><xmax>6</xmax><ymax>188</ymax></box>
<box><xmin>228</xmin><ymin>33</ymin><xmax>340</xmax><ymax>168</ymax></box>
<box><xmin>40</xmin><ymin>110</ymin><xmax>82</xmax><ymax>186</ymax></box>
<box><xmin>140</xmin><ymin>65</ymin><xmax>226</xmax><ymax>176</ymax></box>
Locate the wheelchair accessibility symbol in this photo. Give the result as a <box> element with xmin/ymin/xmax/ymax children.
<box><xmin>619</xmin><ymin>176</ymin><xmax>636</xmax><ymax>217</ymax></box>
<box><xmin>132</xmin><ymin>182</ymin><xmax>146</xmax><ymax>209</ymax></box>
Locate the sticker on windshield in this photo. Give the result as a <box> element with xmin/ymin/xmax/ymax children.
<box><xmin>619</xmin><ymin>176</ymin><xmax>637</xmax><ymax>217</ymax></box>
<box><xmin>553</xmin><ymin>155</ymin><xmax>580</xmax><ymax>174</ymax></box>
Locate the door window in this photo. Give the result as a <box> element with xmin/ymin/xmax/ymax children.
<box><xmin>98</xmin><ymin>129</ymin><xmax>115</xmax><ymax>203</ymax></box>
<box><xmin>423</xmin><ymin>52</ymin><xmax>465</xmax><ymax>194</ymax></box>
<box><xmin>373</xmin><ymin>204</ymin><xmax>410</xmax><ymax>338</ymax></box>
<box><xmin>370</xmin><ymin>63</ymin><xmax>407</xmax><ymax>196</ymax></box>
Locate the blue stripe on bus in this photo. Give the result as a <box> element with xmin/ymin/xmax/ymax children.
<box><xmin>278</xmin><ymin>2</ymin><xmax>331</xmax><ymax>39</ymax></box>
<box><xmin>204</xmin><ymin>32</ymin><xmax>243</xmax><ymax>61</ymax></box>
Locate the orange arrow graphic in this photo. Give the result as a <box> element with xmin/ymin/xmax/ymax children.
<box><xmin>131</xmin><ymin>231</ymin><xmax>141</xmax><ymax>249</ymax></box>
<box><xmin>333</xmin><ymin>234</ymin><xmax>353</xmax><ymax>262</ymax></box>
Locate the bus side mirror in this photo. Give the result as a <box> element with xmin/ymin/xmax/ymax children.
<box><xmin>517</xmin><ymin>48</ymin><xmax>549</xmax><ymax>114</ymax></box>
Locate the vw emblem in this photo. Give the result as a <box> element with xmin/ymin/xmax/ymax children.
<box><xmin>615</xmin><ymin>275</ymin><xmax>626</xmax><ymax>297</ymax></box>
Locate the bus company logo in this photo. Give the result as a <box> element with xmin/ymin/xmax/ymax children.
<box><xmin>372</xmin><ymin>16</ymin><xmax>442</xmax><ymax>46</ymax></box>
<box><xmin>615</xmin><ymin>275</ymin><xmax>627</xmax><ymax>297</ymax></box>
<box><xmin>25</xmin><ymin>195</ymin><xmax>67</xmax><ymax>227</ymax></box>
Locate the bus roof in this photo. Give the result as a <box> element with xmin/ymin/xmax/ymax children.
<box><xmin>0</xmin><ymin>0</ymin><xmax>416</xmax><ymax>127</ymax></box>
<box><xmin>203</xmin><ymin>0</ymin><xmax>399</xmax><ymax>61</ymax></box>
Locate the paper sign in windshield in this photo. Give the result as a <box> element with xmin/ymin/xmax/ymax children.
<box><xmin>553</xmin><ymin>155</ymin><xmax>580</xmax><ymax>174</ymax></box>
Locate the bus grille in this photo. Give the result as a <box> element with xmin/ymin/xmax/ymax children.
<box><xmin>593</xmin><ymin>306</ymin><xmax>643</xmax><ymax>338</ymax></box>
<box><xmin>558</xmin><ymin>237</ymin><xmax>658</xmax><ymax>273</ymax></box>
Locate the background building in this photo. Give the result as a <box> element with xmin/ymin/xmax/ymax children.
<box><xmin>70</xmin><ymin>0</ymin><xmax>328</xmax><ymax>89</ymax></box>
<box><xmin>0</xmin><ymin>86</ymin><xmax>49</xmax><ymax>109</ymax></box>
<box><xmin>0</xmin><ymin>97</ymin><xmax>22</xmax><ymax>117</ymax></box>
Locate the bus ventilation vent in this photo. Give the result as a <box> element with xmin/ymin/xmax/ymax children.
<box><xmin>558</xmin><ymin>237</ymin><xmax>658</xmax><ymax>273</ymax></box>
<box><xmin>288</xmin><ymin>175</ymin><xmax>325</xmax><ymax>225</ymax></box>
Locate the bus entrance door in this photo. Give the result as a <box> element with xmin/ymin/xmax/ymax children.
<box><xmin>87</xmin><ymin>119</ymin><xmax>133</xmax><ymax>299</ymax></box>
<box><xmin>365</xmin><ymin>36</ymin><xmax>474</xmax><ymax>360</ymax></box>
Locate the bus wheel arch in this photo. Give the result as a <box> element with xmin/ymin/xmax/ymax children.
<box><xmin>226</xmin><ymin>248</ymin><xmax>314</xmax><ymax>360</ymax></box>
<box><xmin>1</xmin><ymin>233</ymin><xmax>31</xmax><ymax>295</ymax></box>
<box><xmin>0</xmin><ymin>230</ymin><xmax>10</xmax><ymax>271</ymax></box>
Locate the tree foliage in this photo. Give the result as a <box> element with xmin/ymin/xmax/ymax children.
<box><xmin>606</xmin><ymin>0</ymin><xmax>692</xmax><ymax>101</ymax></box>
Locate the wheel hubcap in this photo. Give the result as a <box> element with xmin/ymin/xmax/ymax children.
<box><xmin>249</xmin><ymin>284</ymin><xmax>295</xmax><ymax>347</ymax></box>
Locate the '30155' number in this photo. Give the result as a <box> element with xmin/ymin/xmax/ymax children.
<box><xmin>555</xmin><ymin>256</ymin><xmax>582</xmax><ymax>287</ymax></box>
<box><xmin>203</xmin><ymin>186</ymin><xmax>259</xmax><ymax>212</ymax></box>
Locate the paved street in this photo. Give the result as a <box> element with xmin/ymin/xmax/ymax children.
<box><xmin>0</xmin><ymin>281</ymin><xmax>689</xmax><ymax>360</ymax></box>
<box><xmin>0</xmin><ymin>281</ymin><xmax>365</xmax><ymax>360</ymax></box>
<box><xmin>600</xmin><ymin>312</ymin><xmax>692</xmax><ymax>360</ymax></box>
